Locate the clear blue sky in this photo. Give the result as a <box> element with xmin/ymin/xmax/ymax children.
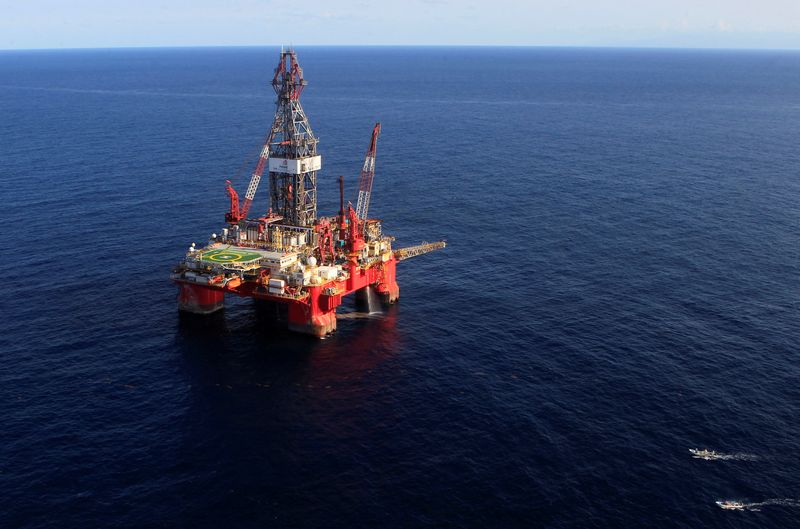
<box><xmin>1</xmin><ymin>0</ymin><xmax>799</xmax><ymax>50</ymax></box>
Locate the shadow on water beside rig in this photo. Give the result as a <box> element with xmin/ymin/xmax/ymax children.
<box><xmin>175</xmin><ymin>298</ymin><xmax>403</xmax><ymax>381</ymax></box>
<box><xmin>171</xmin><ymin>301</ymin><xmax>403</xmax><ymax>453</ymax></box>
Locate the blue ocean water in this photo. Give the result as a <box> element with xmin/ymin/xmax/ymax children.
<box><xmin>1</xmin><ymin>46</ymin><xmax>799</xmax><ymax>528</ymax></box>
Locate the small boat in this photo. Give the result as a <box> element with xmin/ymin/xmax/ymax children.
<box><xmin>690</xmin><ymin>448</ymin><xmax>721</xmax><ymax>460</ymax></box>
<box><xmin>716</xmin><ymin>500</ymin><xmax>745</xmax><ymax>510</ymax></box>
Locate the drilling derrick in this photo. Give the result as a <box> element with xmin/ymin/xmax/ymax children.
<box><xmin>268</xmin><ymin>49</ymin><xmax>319</xmax><ymax>227</ymax></box>
<box><xmin>226</xmin><ymin>48</ymin><xmax>319</xmax><ymax>226</ymax></box>
<box><xmin>172</xmin><ymin>49</ymin><xmax>446</xmax><ymax>338</ymax></box>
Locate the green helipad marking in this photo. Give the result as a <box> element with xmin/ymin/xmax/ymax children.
<box><xmin>200</xmin><ymin>248</ymin><xmax>263</xmax><ymax>264</ymax></box>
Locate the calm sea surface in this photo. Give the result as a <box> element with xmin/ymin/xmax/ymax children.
<box><xmin>1</xmin><ymin>47</ymin><xmax>799</xmax><ymax>528</ymax></box>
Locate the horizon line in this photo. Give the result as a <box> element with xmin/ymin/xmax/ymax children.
<box><xmin>3</xmin><ymin>43</ymin><xmax>800</xmax><ymax>53</ymax></box>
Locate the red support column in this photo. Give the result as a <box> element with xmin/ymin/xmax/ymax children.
<box><xmin>375</xmin><ymin>257</ymin><xmax>400</xmax><ymax>305</ymax></box>
<box><xmin>177</xmin><ymin>283</ymin><xmax>225</xmax><ymax>314</ymax></box>
<box><xmin>287</xmin><ymin>285</ymin><xmax>337</xmax><ymax>337</ymax></box>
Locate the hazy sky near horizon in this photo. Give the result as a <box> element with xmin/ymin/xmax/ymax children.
<box><xmin>1</xmin><ymin>0</ymin><xmax>800</xmax><ymax>50</ymax></box>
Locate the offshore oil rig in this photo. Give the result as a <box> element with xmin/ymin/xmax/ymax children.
<box><xmin>171</xmin><ymin>49</ymin><xmax>445</xmax><ymax>337</ymax></box>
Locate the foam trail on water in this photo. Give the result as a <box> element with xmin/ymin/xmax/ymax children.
<box><xmin>689</xmin><ymin>449</ymin><xmax>759</xmax><ymax>461</ymax></box>
<box><xmin>717</xmin><ymin>499</ymin><xmax>800</xmax><ymax>511</ymax></box>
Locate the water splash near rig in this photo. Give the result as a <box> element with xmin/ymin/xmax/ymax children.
<box><xmin>365</xmin><ymin>286</ymin><xmax>382</xmax><ymax>314</ymax></box>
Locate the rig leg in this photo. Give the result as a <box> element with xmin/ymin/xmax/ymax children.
<box><xmin>287</xmin><ymin>286</ymin><xmax>338</xmax><ymax>338</ymax></box>
<box><xmin>288</xmin><ymin>303</ymin><xmax>337</xmax><ymax>338</ymax></box>
<box><xmin>177</xmin><ymin>283</ymin><xmax>225</xmax><ymax>315</ymax></box>
<box><xmin>375</xmin><ymin>258</ymin><xmax>400</xmax><ymax>305</ymax></box>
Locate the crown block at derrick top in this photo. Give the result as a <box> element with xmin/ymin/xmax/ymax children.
<box><xmin>268</xmin><ymin>155</ymin><xmax>322</xmax><ymax>175</ymax></box>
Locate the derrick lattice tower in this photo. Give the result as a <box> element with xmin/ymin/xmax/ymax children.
<box><xmin>267</xmin><ymin>48</ymin><xmax>319</xmax><ymax>227</ymax></box>
<box><xmin>232</xmin><ymin>48</ymin><xmax>320</xmax><ymax>227</ymax></box>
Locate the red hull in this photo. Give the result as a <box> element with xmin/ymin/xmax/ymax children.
<box><xmin>177</xmin><ymin>283</ymin><xmax>225</xmax><ymax>314</ymax></box>
<box><xmin>173</xmin><ymin>256</ymin><xmax>400</xmax><ymax>337</ymax></box>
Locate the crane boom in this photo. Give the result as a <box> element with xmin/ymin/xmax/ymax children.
<box><xmin>355</xmin><ymin>123</ymin><xmax>381</xmax><ymax>225</ymax></box>
<box><xmin>238</xmin><ymin>134</ymin><xmax>273</xmax><ymax>220</ymax></box>
<box><xmin>394</xmin><ymin>241</ymin><xmax>447</xmax><ymax>261</ymax></box>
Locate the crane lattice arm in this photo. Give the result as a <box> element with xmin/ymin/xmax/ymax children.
<box><xmin>238</xmin><ymin>131</ymin><xmax>274</xmax><ymax>221</ymax></box>
<box><xmin>355</xmin><ymin>123</ymin><xmax>381</xmax><ymax>227</ymax></box>
<box><xmin>394</xmin><ymin>241</ymin><xmax>447</xmax><ymax>261</ymax></box>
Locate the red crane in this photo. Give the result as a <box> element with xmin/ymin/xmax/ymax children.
<box><xmin>224</xmin><ymin>180</ymin><xmax>241</xmax><ymax>224</ymax></box>
<box><xmin>225</xmin><ymin>132</ymin><xmax>274</xmax><ymax>224</ymax></box>
<box><xmin>354</xmin><ymin>123</ymin><xmax>381</xmax><ymax>230</ymax></box>
<box><xmin>347</xmin><ymin>202</ymin><xmax>365</xmax><ymax>254</ymax></box>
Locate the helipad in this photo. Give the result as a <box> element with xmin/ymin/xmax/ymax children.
<box><xmin>196</xmin><ymin>246</ymin><xmax>265</xmax><ymax>264</ymax></box>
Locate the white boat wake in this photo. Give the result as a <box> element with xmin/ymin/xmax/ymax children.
<box><xmin>689</xmin><ymin>448</ymin><xmax>759</xmax><ymax>461</ymax></box>
<box><xmin>717</xmin><ymin>499</ymin><xmax>800</xmax><ymax>512</ymax></box>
